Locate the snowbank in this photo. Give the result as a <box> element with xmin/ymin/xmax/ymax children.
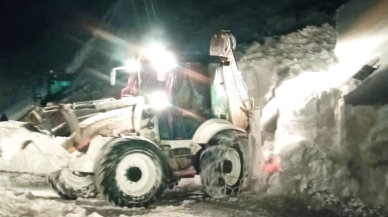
<box><xmin>266</xmin><ymin>85</ymin><xmax>388</xmax><ymax>206</ymax></box>
<box><xmin>238</xmin><ymin>23</ymin><xmax>338</xmax><ymax>109</ymax></box>
<box><xmin>0</xmin><ymin>121</ymin><xmax>71</xmax><ymax>175</ymax></box>
<box><xmin>239</xmin><ymin>23</ymin><xmax>388</xmax><ymax>207</ymax></box>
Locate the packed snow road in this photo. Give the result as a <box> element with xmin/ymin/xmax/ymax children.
<box><xmin>0</xmin><ymin>172</ymin><xmax>377</xmax><ymax>217</ymax></box>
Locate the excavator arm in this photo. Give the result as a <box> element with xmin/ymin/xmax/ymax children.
<box><xmin>209</xmin><ymin>31</ymin><xmax>252</xmax><ymax>129</ymax></box>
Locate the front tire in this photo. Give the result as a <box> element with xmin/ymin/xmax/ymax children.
<box><xmin>47</xmin><ymin>168</ymin><xmax>96</xmax><ymax>200</ymax></box>
<box><xmin>200</xmin><ymin>131</ymin><xmax>245</xmax><ymax>197</ymax></box>
<box><xmin>94</xmin><ymin>138</ymin><xmax>171</xmax><ymax>208</ymax></box>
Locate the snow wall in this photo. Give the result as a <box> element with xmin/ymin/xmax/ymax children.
<box><xmin>0</xmin><ymin>121</ymin><xmax>71</xmax><ymax>175</ymax></box>
<box><xmin>238</xmin><ymin>24</ymin><xmax>388</xmax><ymax>206</ymax></box>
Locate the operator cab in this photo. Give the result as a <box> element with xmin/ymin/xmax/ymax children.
<box><xmin>122</xmin><ymin>54</ymin><xmax>229</xmax><ymax>140</ymax></box>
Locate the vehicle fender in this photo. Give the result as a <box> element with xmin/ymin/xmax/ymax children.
<box><xmin>115</xmin><ymin>135</ymin><xmax>161</xmax><ymax>148</ymax></box>
<box><xmin>191</xmin><ymin>118</ymin><xmax>245</xmax><ymax>146</ymax></box>
<box><xmin>69</xmin><ymin>135</ymin><xmax>115</xmax><ymax>173</ymax></box>
<box><xmin>69</xmin><ymin>135</ymin><xmax>160</xmax><ymax>173</ymax></box>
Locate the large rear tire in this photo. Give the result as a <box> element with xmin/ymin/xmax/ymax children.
<box><xmin>200</xmin><ymin>131</ymin><xmax>245</xmax><ymax>197</ymax></box>
<box><xmin>94</xmin><ymin>138</ymin><xmax>171</xmax><ymax>208</ymax></box>
<box><xmin>47</xmin><ymin>168</ymin><xmax>96</xmax><ymax>200</ymax></box>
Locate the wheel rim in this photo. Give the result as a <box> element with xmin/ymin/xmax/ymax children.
<box><xmin>222</xmin><ymin>148</ymin><xmax>241</xmax><ymax>186</ymax></box>
<box><xmin>60</xmin><ymin>168</ymin><xmax>93</xmax><ymax>189</ymax></box>
<box><xmin>115</xmin><ymin>153</ymin><xmax>160</xmax><ymax>197</ymax></box>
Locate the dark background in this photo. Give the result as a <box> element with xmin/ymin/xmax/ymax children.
<box><xmin>0</xmin><ymin>0</ymin><xmax>348</xmax><ymax>77</ymax></box>
<box><xmin>0</xmin><ymin>0</ymin><xmax>113</xmax><ymax>76</ymax></box>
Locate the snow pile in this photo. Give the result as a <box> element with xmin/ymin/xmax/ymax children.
<box><xmin>261</xmin><ymin>85</ymin><xmax>349</xmax><ymax>195</ymax></box>
<box><xmin>267</xmin><ymin>76</ymin><xmax>388</xmax><ymax>207</ymax></box>
<box><xmin>238</xmin><ymin>23</ymin><xmax>337</xmax><ymax>109</ymax></box>
<box><xmin>0</xmin><ymin>121</ymin><xmax>71</xmax><ymax>174</ymax></box>
<box><xmin>239</xmin><ymin>23</ymin><xmax>388</xmax><ymax>207</ymax></box>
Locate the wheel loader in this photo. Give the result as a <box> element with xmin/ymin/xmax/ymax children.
<box><xmin>3</xmin><ymin>31</ymin><xmax>264</xmax><ymax>207</ymax></box>
<box><xmin>44</xmin><ymin>30</ymin><xmax>264</xmax><ymax>207</ymax></box>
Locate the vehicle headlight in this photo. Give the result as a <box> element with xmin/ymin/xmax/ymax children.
<box><xmin>152</xmin><ymin>52</ymin><xmax>176</xmax><ymax>73</ymax></box>
<box><xmin>144</xmin><ymin>43</ymin><xmax>177</xmax><ymax>73</ymax></box>
<box><xmin>124</xmin><ymin>59</ymin><xmax>141</xmax><ymax>72</ymax></box>
<box><xmin>148</xmin><ymin>91</ymin><xmax>169</xmax><ymax>109</ymax></box>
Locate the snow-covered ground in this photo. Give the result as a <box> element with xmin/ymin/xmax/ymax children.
<box><xmin>0</xmin><ymin>172</ymin><xmax>386</xmax><ymax>217</ymax></box>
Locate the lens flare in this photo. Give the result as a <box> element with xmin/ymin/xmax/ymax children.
<box><xmin>124</xmin><ymin>59</ymin><xmax>141</xmax><ymax>72</ymax></box>
<box><xmin>148</xmin><ymin>92</ymin><xmax>169</xmax><ymax>109</ymax></box>
<box><xmin>143</xmin><ymin>43</ymin><xmax>176</xmax><ymax>73</ymax></box>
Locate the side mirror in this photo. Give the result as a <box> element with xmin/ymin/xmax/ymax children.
<box><xmin>110</xmin><ymin>70</ymin><xmax>116</xmax><ymax>85</ymax></box>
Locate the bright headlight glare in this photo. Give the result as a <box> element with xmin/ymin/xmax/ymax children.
<box><xmin>144</xmin><ymin>44</ymin><xmax>176</xmax><ymax>72</ymax></box>
<box><xmin>153</xmin><ymin>52</ymin><xmax>176</xmax><ymax>72</ymax></box>
<box><xmin>148</xmin><ymin>92</ymin><xmax>169</xmax><ymax>109</ymax></box>
<box><xmin>124</xmin><ymin>59</ymin><xmax>141</xmax><ymax>72</ymax></box>
<box><xmin>144</xmin><ymin>43</ymin><xmax>165</xmax><ymax>59</ymax></box>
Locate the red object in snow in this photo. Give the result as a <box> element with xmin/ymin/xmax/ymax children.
<box><xmin>263</xmin><ymin>162</ymin><xmax>280</xmax><ymax>173</ymax></box>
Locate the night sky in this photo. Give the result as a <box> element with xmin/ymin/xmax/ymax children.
<box><xmin>0</xmin><ymin>1</ymin><xmax>113</xmax><ymax>52</ymax></box>
<box><xmin>0</xmin><ymin>1</ymin><xmax>48</xmax><ymax>53</ymax></box>
<box><xmin>0</xmin><ymin>0</ymin><xmax>347</xmax><ymax>77</ymax></box>
<box><xmin>0</xmin><ymin>0</ymin><xmax>114</xmax><ymax>76</ymax></box>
